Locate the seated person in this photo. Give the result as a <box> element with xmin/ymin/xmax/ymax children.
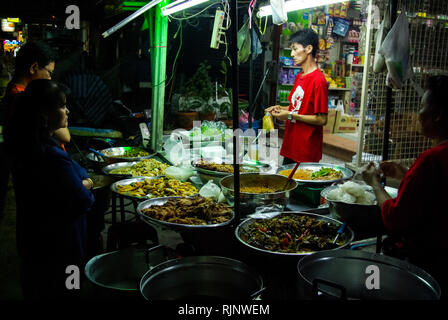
<box><xmin>362</xmin><ymin>75</ymin><xmax>448</xmax><ymax>298</ymax></box>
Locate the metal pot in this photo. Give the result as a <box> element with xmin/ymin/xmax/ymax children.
<box><xmin>297</xmin><ymin>250</ymin><xmax>441</xmax><ymax>300</ymax></box>
<box><xmin>100</xmin><ymin>146</ymin><xmax>155</xmax><ymax>164</ymax></box>
<box><xmin>140</xmin><ymin>256</ymin><xmax>264</xmax><ymax>301</ymax></box>
<box><xmin>220</xmin><ymin>173</ymin><xmax>298</xmax><ymax>217</ymax></box>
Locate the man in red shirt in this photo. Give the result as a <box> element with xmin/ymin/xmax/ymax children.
<box><xmin>266</xmin><ymin>29</ymin><xmax>328</xmax><ymax>164</ymax></box>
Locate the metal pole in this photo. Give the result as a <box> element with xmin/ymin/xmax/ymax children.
<box><xmin>249</xmin><ymin>16</ymin><xmax>253</xmax><ymax>129</ymax></box>
<box><xmin>356</xmin><ymin>0</ymin><xmax>374</xmax><ymax>167</ymax></box>
<box><xmin>150</xmin><ymin>4</ymin><xmax>168</xmax><ymax>153</ymax></box>
<box><xmin>383</xmin><ymin>0</ymin><xmax>397</xmax><ymax>162</ymax></box>
<box><xmin>231</xmin><ymin>0</ymin><xmax>240</xmax><ymax>222</ymax></box>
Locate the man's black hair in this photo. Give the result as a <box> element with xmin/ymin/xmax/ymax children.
<box><xmin>288</xmin><ymin>29</ymin><xmax>319</xmax><ymax>57</ymax></box>
<box><xmin>14</xmin><ymin>41</ymin><xmax>56</xmax><ymax>76</ymax></box>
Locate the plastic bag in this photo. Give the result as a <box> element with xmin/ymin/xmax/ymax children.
<box><xmin>262</xmin><ymin>112</ymin><xmax>274</xmax><ymax>131</ymax></box>
<box><xmin>379</xmin><ymin>11</ymin><xmax>411</xmax><ymax>89</ymax></box>
<box><xmin>373</xmin><ymin>19</ymin><xmax>388</xmax><ymax>73</ymax></box>
<box><xmin>163</xmin><ymin>133</ymin><xmax>186</xmax><ymax>166</ymax></box>
<box><xmin>237</xmin><ymin>20</ymin><xmax>251</xmax><ymax>64</ymax></box>
<box><xmin>199</xmin><ymin>180</ymin><xmax>222</xmax><ymax>201</ymax></box>
<box><xmin>270</xmin><ymin>0</ymin><xmax>287</xmax><ymax>25</ymax></box>
<box><xmin>165</xmin><ymin>166</ymin><xmax>194</xmax><ymax>181</ymax></box>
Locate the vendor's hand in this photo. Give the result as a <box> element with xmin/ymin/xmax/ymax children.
<box><xmin>361</xmin><ymin>162</ymin><xmax>382</xmax><ymax>187</ymax></box>
<box><xmin>272</xmin><ymin>109</ymin><xmax>290</xmax><ymax>121</ymax></box>
<box><xmin>379</xmin><ymin>161</ymin><xmax>407</xmax><ymax>180</ymax></box>
<box><xmin>265</xmin><ymin>105</ymin><xmax>281</xmax><ymax>114</ymax></box>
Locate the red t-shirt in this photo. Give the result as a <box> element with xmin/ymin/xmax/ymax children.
<box><xmin>381</xmin><ymin>141</ymin><xmax>448</xmax><ymax>256</ymax></box>
<box><xmin>280</xmin><ymin>68</ymin><xmax>328</xmax><ymax>162</ymax></box>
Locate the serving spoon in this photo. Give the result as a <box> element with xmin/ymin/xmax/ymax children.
<box><xmin>281</xmin><ymin>162</ymin><xmax>300</xmax><ymax>191</ymax></box>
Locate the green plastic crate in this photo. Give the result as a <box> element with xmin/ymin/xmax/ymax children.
<box><xmin>292</xmin><ymin>185</ymin><xmax>326</xmax><ymax>207</ymax></box>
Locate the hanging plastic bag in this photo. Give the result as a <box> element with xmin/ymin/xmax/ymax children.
<box><xmin>373</xmin><ymin>8</ymin><xmax>390</xmax><ymax>73</ymax></box>
<box><xmin>270</xmin><ymin>0</ymin><xmax>287</xmax><ymax>25</ymax></box>
<box><xmin>163</xmin><ymin>133</ymin><xmax>186</xmax><ymax>165</ymax></box>
<box><xmin>262</xmin><ymin>112</ymin><xmax>274</xmax><ymax>131</ymax></box>
<box><xmin>378</xmin><ymin>11</ymin><xmax>411</xmax><ymax>89</ymax></box>
<box><xmin>237</xmin><ymin>20</ymin><xmax>251</xmax><ymax>64</ymax></box>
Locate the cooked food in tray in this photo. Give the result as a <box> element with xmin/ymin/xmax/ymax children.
<box><xmin>109</xmin><ymin>159</ymin><xmax>170</xmax><ymax>177</ymax></box>
<box><xmin>239</xmin><ymin>186</ymin><xmax>277</xmax><ymax>193</ymax></box>
<box><xmin>116</xmin><ymin>177</ymin><xmax>198</xmax><ymax>198</ymax></box>
<box><xmin>240</xmin><ymin>214</ymin><xmax>342</xmax><ymax>253</ymax></box>
<box><xmin>279</xmin><ymin>167</ymin><xmax>343</xmax><ymax>181</ymax></box>
<box><xmin>140</xmin><ymin>196</ymin><xmax>232</xmax><ymax>225</ymax></box>
<box><xmin>195</xmin><ymin>159</ymin><xmax>257</xmax><ymax>174</ymax></box>
<box><xmin>104</xmin><ymin>147</ymin><xmax>150</xmax><ymax>158</ymax></box>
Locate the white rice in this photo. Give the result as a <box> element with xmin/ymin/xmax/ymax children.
<box><xmin>327</xmin><ymin>181</ymin><xmax>376</xmax><ymax>205</ymax></box>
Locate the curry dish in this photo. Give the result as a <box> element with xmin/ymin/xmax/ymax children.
<box><xmin>140</xmin><ymin>196</ymin><xmax>232</xmax><ymax>225</ymax></box>
<box><xmin>279</xmin><ymin>167</ymin><xmax>343</xmax><ymax>181</ymax></box>
<box><xmin>240</xmin><ymin>214</ymin><xmax>343</xmax><ymax>253</ymax></box>
<box><xmin>240</xmin><ymin>186</ymin><xmax>277</xmax><ymax>193</ymax></box>
<box><xmin>116</xmin><ymin>177</ymin><xmax>198</xmax><ymax>198</ymax></box>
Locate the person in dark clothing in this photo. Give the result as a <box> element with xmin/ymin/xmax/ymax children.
<box><xmin>362</xmin><ymin>75</ymin><xmax>448</xmax><ymax>299</ymax></box>
<box><xmin>7</xmin><ymin>79</ymin><xmax>94</xmax><ymax>300</ymax></box>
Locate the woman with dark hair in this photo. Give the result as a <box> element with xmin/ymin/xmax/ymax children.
<box><xmin>362</xmin><ymin>75</ymin><xmax>448</xmax><ymax>297</ymax></box>
<box><xmin>8</xmin><ymin>79</ymin><xmax>94</xmax><ymax>300</ymax></box>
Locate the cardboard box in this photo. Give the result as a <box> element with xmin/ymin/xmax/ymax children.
<box><xmin>323</xmin><ymin>109</ymin><xmax>338</xmax><ymax>134</ymax></box>
<box><xmin>334</xmin><ymin>113</ymin><xmax>358</xmax><ymax>133</ymax></box>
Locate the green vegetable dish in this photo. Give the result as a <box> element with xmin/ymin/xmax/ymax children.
<box><xmin>310</xmin><ymin>167</ymin><xmax>343</xmax><ymax>180</ymax></box>
<box><xmin>240</xmin><ymin>214</ymin><xmax>343</xmax><ymax>253</ymax></box>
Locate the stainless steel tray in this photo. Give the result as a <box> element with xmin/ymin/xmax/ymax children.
<box><xmin>100</xmin><ymin>146</ymin><xmax>156</xmax><ymax>162</ymax></box>
<box><xmin>235</xmin><ymin>211</ymin><xmax>354</xmax><ymax>258</ymax></box>
<box><xmin>276</xmin><ymin>162</ymin><xmax>353</xmax><ymax>186</ymax></box>
<box><xmin>137</xmin><ymin>196</ymin><xmax>235</xmax><ymax>232</ymax></box>
<box><xmin>110</xmin><ymin>176</ymin><xmax>162</xmax><ymax>200</ymax></box>
<box><xmin>111</xmin><ymin>176</ymin><xmax>199</xmax><ymax>200</ymax></box>
<box><xmin>102</xmin><ymin>161</ymin><xmax>139</xmax><ymax>179</ymax></box>
<box><xmin>191</xmin><ymin>158</ymin><xmax>260</xmax><ymax>178</ymax></box>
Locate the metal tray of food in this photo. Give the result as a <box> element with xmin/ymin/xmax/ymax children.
<box><xmin>191</xmin><ymin>158</ymin><xmax>261</xmax><ymax>178</ymax></box>
<box><xmin>235</xmin><ymin>211</ymin><xmax>354</xmax><ymax>259</ymax></box>
<box><xmin>276</xmin><ymin>162</ymin><xmax>353</xmax><ymax>186</ymax></box>
<box><xmin>110</xmin><ymin>176</ymin><xmax>199</xmax><ymax>200</ymax></box>
<box><xmin>102</xmin><ymin>159</ymin><xmax>170</xmax><ymax>179</ymax></box>
<box><xmin>102</xmin><ymin>161</ymin><xmax>139</xmax><ymax>179</ymax></box>
<box><xmin>137</xmin><ymin>196</ymin><xmax>235</xmax><ymax>232</ymax></box>
<box><xmin>100</xmin><ymin>146</ymin><xmax>156</xmax><ymax>162</ymax></box>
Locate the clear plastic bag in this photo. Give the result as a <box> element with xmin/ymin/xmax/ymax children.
<box><xmin>379</xmin><ymin>11</ymin><xmax>411</xmax><ymax>89</ymax></box>
<box><xmin>199</xmin><ymin>180</ymin><xmax>222</xmax><ymax>201</ymax></box>
<box><xmin>237</xmin><ymin>20</ymin><xmax>251</xmax><ymax>64</ymax></box>
<box><xmin>270</xmin><ymin>0</ymin><xmax>287</xmax><ymax>25</ymax></box>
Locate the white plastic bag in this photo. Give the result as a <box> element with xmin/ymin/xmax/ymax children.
<box><xmin>379</xmin><ymin>11</ymin><xmax>411</xmax><ymax>89</ymax></box>
<box><xmin>270</xmin><ymin>0</ymin><xmax>287</xmax><ymax>25</ymax></box>
<box><xmin>199</xmin><ymin>180</ymin><xmax>222</xmax><ymax>201</ymax></box>
<box><xmin>163</xmin><ymin>133</ymin><xmax>186</xmax><ymax>165</ymax></box>
<box><xmin>373</xmin><ymin>8</ymin><xmax>389</xmax><ymax>73</ymax></box>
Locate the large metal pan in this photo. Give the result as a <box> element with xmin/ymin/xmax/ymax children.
<box><xmin>297</xmin><ymin>250</ymin><xmax>441</xmax><ymax>300</ymax></box>
<box><xmin>102</xmin><ymin>161</ymin><xmax>139</xmax><ymax>179</ymax></box>
<box><xmin>277</xmin><ymin>163</ymin><xmax>353</xmax><ymax>186</ymax></box>
<box><xmin>111</xmin><ymin>176</ymin><xmax>198</xmax><ymax>201</ymax></box>
<box><xmin>191</xmin><ymin>158</ymin><xmax>261</xmax><ymax>185</ymax></box>
<box><xmin>136</xmin><ymin>196</ymin><xmax>234</xmax><ymax>232</ymax></box>
<box><xmin>220</xmin><ymin>173</ymin><xmax>298</xmax><ymax>217</ymax></box>
<box><xmin>235</xmin><ymin>211</ymin><xmax>354</xmax><ymax>260</ymax></box>
<box><xmin>100</xmin><ymin>146</ymin><xmax>156</xmax><ymax>164</ymax></box>
<box><xmin>139</xmin><ymin>256</ymin><xmax>265</xmax><ymax>301</ymax></box>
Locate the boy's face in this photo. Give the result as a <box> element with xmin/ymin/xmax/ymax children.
<box><xmin>290</xmin><ymin>42</ymin><xmax>312</xmax><ymax>66</ymax></box>
<box><xmin>29</xmin><ymin>61</ymin><xmax>55</xmax><ymax>80</ymax></box>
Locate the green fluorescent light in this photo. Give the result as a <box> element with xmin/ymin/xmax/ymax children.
<box><xmin>161</xmin><ymin>0</ymin><xmax>210</xmax><ymax>16</ymax></box>
<box><xmin>257</xmin><ymin>0</ymin><xmax>351</xmax><ymax>18</ymax></box>
<box><xmin>122</xmin><ymin>1</ymin><xmax>148</xmax><ymax>6</ymax></box>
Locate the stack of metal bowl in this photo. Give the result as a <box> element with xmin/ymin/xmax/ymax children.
<box><xmin>219</xmin><ymin>173</ymin><xmax>298</xmax><ymax>217</ymax></box>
